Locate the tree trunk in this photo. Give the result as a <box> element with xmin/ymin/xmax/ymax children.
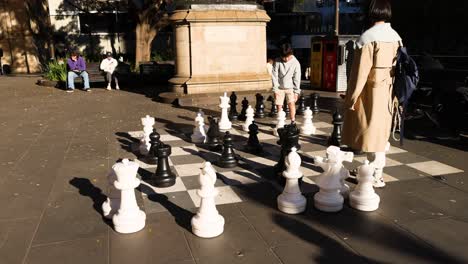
<box><xmin>135</xmin><ymin>20</ymin><xmax>157</xmax><ymax>67</ymax></box>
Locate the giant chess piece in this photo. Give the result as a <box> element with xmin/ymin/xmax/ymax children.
<box><xmin>112</xmin><ymin>159</ymin><xmax>146</xmax><ymax>233</ymax></box>
<box><xmin>191</xmin><ymin>162</ymin><xmax>225</xmax><ymax>238</ymax></box>
<box><xmin>191</xmin><ymin>112</ymin><xmax>206</xmax><ymax>143</ymax></box>
<box><xmin>296</xmin><ymin>94</ymin><xmax>306</xmax><ymax>116</ymax></box>
<box><xmin>206</xmin><ymin>116</ymin><xmax>222</xmax><ymax>151</ymax></box>
<box><xmin>328</xmin><ymin>110</ymin><xmax>343</xmax><ymax>147</ymax></box>
<box><xmin>139</xmin><ymin>115</ymin><xmax>155</xmax><ymax>155</ymax></box>
<box><xmin>146</xmin><ymin>129</ymin><xmax>161</xmax><ymax>165</ymax></box>
<box><xmin>277</xmin><ymin>147</ymin><xmax>307</xmax><ymax>214</ymax></box>
<box><xmin>218</xmin><ymin>132</ymin><xmax>238</xmax><ymax>168</ymax></box>
<box><xmin>198</xmin><ymin>109</ymin><xmax>208</xmax><ymax>133</ymax></box>
<box><xmin>350</xmin><ymin>160</ymin><xmax>380</xmax><ymax>211</ymax></box>
<box><xmin>267</xmin><ymin>95</ymin><xmax>278</xmax><ymax>117</ymax></box>
<box><xmin>229</xmin><ymin>92</ymin><xmax>239</xmax><ymax>121</ymax></box>
<box><xmin>238</xmin><ymin>97</ymin><xmax>249</xmax><ymax>121</ymax></box>
<box><xmin>313</xmin><ymin>146</ymin><xmax>353</xmax><ymax>212</ymax></box>
<box><xmin>219</xmin><ymin>92</ymin><xmax>232</xmax><ymax>131</ymax></box>
<box><xmin>242</xmin><ymin>106</ymin><xmax>254</xmax><ymax>132</ymax></box>
<box><xmin>149</xmin><ymin>143</ymin><xmax>177</xmax><ymax>187</ymax></box>
<box><xmin>311</xmin><ymin>93</ymin><xmax>320</xmax><ymax>115</ymax></box>
<box><xmin>255</xmin><ymin>93</ymin><xmax>266</xmax><ymax>118</ymax></box>
<box><xmin>274</xmin><ymin>123</ymin><xmax>301</xmax><ymax>183</ymax></box>
<box><xmin>283</xmin><ymin>100</ymin><xmax>290</xmax><ymax>115</ymax></box>
<box><xmin>300</xmin><ymin>107</ymin><xmax>316</xmax><ymax>136</ymax></box>
<box><xmin>102</xmin><ymin>168</ymin><xmax>120</xmax><ymax>219</ymax></box>
<box><xmin>245</xmin><ymin>121</ymin><xmax>263</xmax><ymax>154</ymax></box>
<box><xmin>273</xmin><ymin>110</ymin><xmax>286</xmax><ymax>137</ymax></box>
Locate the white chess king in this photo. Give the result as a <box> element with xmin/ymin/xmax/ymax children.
<box><xmin>218</xmin><ymin>92</ymin><xmax>232</xmax><ymax>131</ymax></box>
<box><xmin>273</xmin><ymin>110</ymin><xmax>286</xmax><ymax>137</ymax></box>
<box><xmin>300</xmin><ymin>107</ymin><xmax>316</xmax><ymax>136</ymax></box>
<box><xmin>277</xmin><ymin>147</ymin><xmax>307</xmax><ymax>214</ymax></box>
<box><xmin>139</xmin><ymin>115</ymin><xmax>155</xmax><ymax>155</ymax></box>
<box><xmin>242</xmin><ymin>105</ymin><xmax>255</xmax><ymax>132</ymax></box>
<box><xmin>313</xmin><ymin>146</ymin><xmax>353</xmax><ymax>212</ymax></box>
<box><xmin>191</xmin><ymin>112</ymin><xmax>206</xmax><ymax>143</ymax></box>
<box><xmin>191</xmin><ymin>162</ymin><xmax>225</xmax><ymax>238</ymax></box>
<box><xmin>350</xmin><ymin>160</ymin><xmax>381</xmax><ymax>211</ymax></box>
<box><xmin>112</xmin><ymin>159</ymin><xmax>146</xmax><ymax>234</ymax></box>
<box><xmin>102</xmin><ymin>169</ymin><xmax>120</xmax><ymax>219</ymax></box>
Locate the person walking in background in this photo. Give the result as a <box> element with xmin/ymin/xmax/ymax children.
<box><xmin>272</xmin><ymin>43</ymin><xmax>301</xmax><ymax>123</ymax></box>
<box><xmin>342</xmin><ymin>0</ymin><xmax>402</xmax><ymax>188</ymax></box>
<box><xmin>67</xmin><ymin>50</ymin><xmax>90</xmax><ymax>92</ymax></box>
<box><xmin>100</xmin><ymin>52</ymin><xmax>120</xmax><ymax>90</ymax></box>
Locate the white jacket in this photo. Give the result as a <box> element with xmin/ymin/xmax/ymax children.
<box><xmin>100</xmin><ymin>58</ymin><xmax>118</xmax><ymax>73</ymax></box>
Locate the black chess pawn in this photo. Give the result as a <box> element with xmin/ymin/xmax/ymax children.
<box><xmin>205</xmin><ymin>116</ymin><xmax>222</xmax><ymax>151</ymax></box>
<box><xmin>267</xmin><ymin>95</ymin><xmax>277</xmax><ymax>117</ymax></box>
<box><xmin>245</xmin><ymin>121</ymin><xmax>263</xmax><ymax>154</ymax></box>
<box><xmin>149</xmin><ymin>143</ymin><xmax>176</xmax><ymax>187</ymax></box>
<box><xmin>146</xmin><ymin>129</ymin><xmax>161</xmax><ymax>165</ymax></box>
<box><xmin>283</xmin><ymin>100</ymin><xmax>290</xmax><ymax>115</ymax></box>
<box><xmin>328</xmin><ymin>110</ymin><xmax>343</xmax><ymax>147</ymax></box>
<box><xmin>296</xmin><ymin>93</ymin><xmax>306</xmax><ymax>115</ymax></box>
<box><xmin>229</xmin><ymin>92</ymin><xmax>239</xmax><ymax>121</ymax></box>
<box><xmin>218</xmin><ymin>131</ymin><xmax>238</xmax><ymax>168</ymax></box>
<box><xmin>238</xmin><ymin>97</ymin><xmax>249</xmax><ymax>121</ymax></box>
<box><xmin>311</xmin><ymin>93</ymin><xmax>320</xmax><ymax>115</ymax></box>
<box><xmin>255</xmin><ymin>93</ymin><xmax>265</xmax><ymax>118</ymax></box>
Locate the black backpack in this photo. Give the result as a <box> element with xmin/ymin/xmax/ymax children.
<box><xmin>392</xmin><ymin>46</ymin><xmax>419</xmax><ymax>145</ymax></box>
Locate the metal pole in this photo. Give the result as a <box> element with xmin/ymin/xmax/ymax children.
<box><xmin>335</xmin><ymin>0</ymin><xmax>339</xmax><ymax>36</ymax></box>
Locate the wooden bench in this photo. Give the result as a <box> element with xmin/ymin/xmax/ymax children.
<box><xmin>68</xmin><ymin>62</ymin><xmax>131</xmax><ymax>88</ymax></box>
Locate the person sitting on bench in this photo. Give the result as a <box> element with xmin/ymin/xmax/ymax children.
<box><xmin>100</xmin><ymin>52</ymin><xmax>119</xmax><ymax>90</ymax></box>
<box><xmin>67</xmin><ymin>51</ymin><xmax>90</xmax><ymax>92</ymax></box>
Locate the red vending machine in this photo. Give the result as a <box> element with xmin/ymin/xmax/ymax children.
<box><xmin>321</xmin><ymin>37</ymin><xmax>338</xmax><ymax>92</ymax></box>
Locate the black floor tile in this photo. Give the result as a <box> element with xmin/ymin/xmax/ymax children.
<box><xmin>25</xmin><ymin>235</ymin><xmax>108</xmax><ymax>264</ymax></box>
<box><xmin>412</xmin><ymin>185</ymin><xmax>468</xmax><ymax>221</ymax></box>
<box><xmin>143</xmin><ymin>191</ymin><xmax>196</xmax><ymax>214</ymax></box>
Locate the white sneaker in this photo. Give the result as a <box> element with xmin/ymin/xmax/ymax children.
<box><xmin>373</xmin><ymin>177</ymin><xmax>386</xmax><ymax>188</ymax></box>
<box><xmin>106</xmin><ymin>85</ymin><xmax>111</xmax><ymax>90</ymax></box>
<box><xmin>116</xmin><ymin>86</ymin><xmax>120</xmax><ymax>90</ymax></box>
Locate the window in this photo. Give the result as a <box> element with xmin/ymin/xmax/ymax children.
<box><xmin>79</xmin><ymin>12</ymin><xmax>131</xmax><ymax>34</ymax></box>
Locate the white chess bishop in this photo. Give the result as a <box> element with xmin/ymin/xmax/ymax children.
<box><xmin>191</xmin><ymin>162</ymin><xmax>225</xmax><ymax>238</ymax></box>
<box><xmin>242</xmin><ymin>106</ymin><xmax>255</xmax><ymax>132</ymax></box>
<box><xmin>277</xmin><ymin>147</ymin><xmax>307</xmax><ymax>214</ymax></box>
<box><xmin>191</xmin><ymin>112</ymin><xmax>206</xmax><ymax>143</ymax></box>
<box><xmin>112</xmin><ymin>159</ymin><xmax>146</xmax><ymax>234</ymax></box>
<box><xmin>139</xmin><ymin>115</ymin><xmax>155</xmax><ymax>155</ymax></box>
<box><xmin>300</xmin><ymin>107</ymin><xmax>316</xmax><ymax>136</ymax></box>
<box><xmin>273</xmin><ymin>110</ymin><xmax>286</xmax><ymax>137</ymax></box>
<box><xmin>350</xmin><ymin>160</ymin><xmax>380</xmax><ymax>211</ymax></box>
<box><xmin>218</xmin><ymin>92</ymin><xmax>232</xmax><ymax>131</ymax></box>
<box><xmin>102</xmin><ymin>169</ymin><xmax>120</xmax><ymax>219</ymax></box>
<box><xmin>313</xmin><ymin>146</ymin><xmax>353</xmax><ymax>212</ymax></box>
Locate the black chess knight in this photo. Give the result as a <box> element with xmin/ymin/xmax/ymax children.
<box><xmin>229</xmin><ymin>92</ymin><xmax>239</xmax><ymax>121</ymax></box>
<box><xmin>218</xmin><ymin>132</ymin><xmax>238</xmax><ymax>168</ymax></box>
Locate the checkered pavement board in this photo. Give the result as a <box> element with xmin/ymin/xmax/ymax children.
<box><xmin>125</xmin><ymin>118</ymin><xmax>464</xmax><ymax>215</ymax></box>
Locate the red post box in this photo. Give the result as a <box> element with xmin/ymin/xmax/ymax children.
<box><xmin>322</xmin><ymin>38</ymin><xmax>338</xmax><ymax>91</ymax></box>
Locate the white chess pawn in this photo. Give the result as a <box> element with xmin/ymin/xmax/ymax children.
<box><xmin>112</xmin><ymin>159</ymin><xmax>146</xmax><ymax>234</ymax></box>
<box><xmin>277</xmin><ymin>147</ymin><xmax>307</xmax><ymax>214</ymax></box>
<box><xmin>300</xmin><ymin>107</ymin><xmax>316</xmax><ymax>136</ymax></box>
<box><xmin>313</xmin><ymin>146</ymin><xmax>352</xmax><ymax>212</ymax></box>
<box><xmin>102</xmin><ymin>169</ymin><xmax>120</xmax><ymax>219</ymax></box>
<box><xmin>191</xmin><ymin>162</ymin><xmax>225</xmax><ymax>238</ymax></box>
<box><xmin>350</xmin><ymin>160</ymin><xmax>380</xmax><ymax>211</ymax></box>
<box><xmin>242</xmin><ymin>105</ymin><xmax>254</xmax><ymax>132</ymax></box>
<box><xmin>191</xmin><ymin>112</ymin><xmax>206</xmax><ymax>143</ymax></box>
<box><xmin>219</xmin><ymin>92</ymin><xmax>232</xmax><ymax>131</ymax></box>
<box><xmin>273</xmin><ymin>110</ymin><xmax>286</xmax><ymax>137</ymax></box>
<box><xmin>139</xmin><ymin>115</ymin><xmax>155</xmax><ymax>155</ymax></box>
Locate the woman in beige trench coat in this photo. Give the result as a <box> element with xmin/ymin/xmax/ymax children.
<box><xmin>342</xmin><ymin>0</ymin><xmax>402</xmax><ymax>187</ymax></box>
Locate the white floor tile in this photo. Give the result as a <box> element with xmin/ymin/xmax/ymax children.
<box><xmin>188</xmin><ymin>186</ymin><xmax>242</xmax><ymax>207</ymax></box>
<box><xmin>407</xmin><ymin>161</ymin><xmax>463</xmax><ymax>176</ymax></box>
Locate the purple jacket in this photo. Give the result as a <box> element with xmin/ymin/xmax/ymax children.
<box><xmin>67</xmin><ymin>56</ymin><xmax>86</xmax><ymax>71</ymax></box>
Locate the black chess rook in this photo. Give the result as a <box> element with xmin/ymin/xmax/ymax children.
<box><xmin>150</xmin><ymin>143</ymin><xmax>176</xmax><ymax>187</ymax></box>
<box><xmin>218</xmin><ymin>131</ymin><xmax>238</xmax><ymax>168</ymax></box>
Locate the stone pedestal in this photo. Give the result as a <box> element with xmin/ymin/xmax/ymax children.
<box><xmin>169</xmin><ymin>6</ymin><xmax>271</xmax><ymax>95</ymax></box>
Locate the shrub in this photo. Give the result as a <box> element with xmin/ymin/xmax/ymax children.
<box><xmin>44</xmin><ymin>60</ymin><xmax>67</xmax><ymax>82</ymax></box>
